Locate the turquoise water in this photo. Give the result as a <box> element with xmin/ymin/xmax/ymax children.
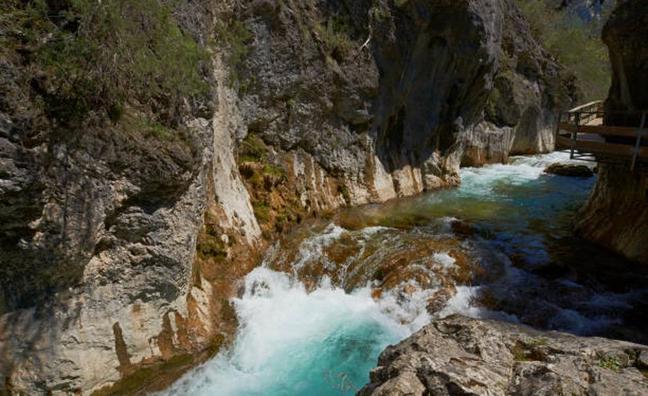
<box><xmin>422</xmin><ymin>153</ymin><xmax>597</xmax><ymax>266</ymax></box>
<box><xmin>162</xmin><ymin>268</ymin><xmax>414</xmax><ymax>396</ymax></box>
<box><xmin>163</xmin><ymin>153</ymin><xmax>646</xmax><ymax>396</ymax></box>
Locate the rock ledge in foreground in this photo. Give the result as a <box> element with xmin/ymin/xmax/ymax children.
<box><xmin>359</xmin><ymin>315</ymin><xmax>648</xmax><ymax>396</ymax></box>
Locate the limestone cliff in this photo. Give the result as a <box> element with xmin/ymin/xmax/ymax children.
<box><xmin>0</xmin><ymin>0</ymin><xmax>580</xmax><ymax>393</ymax></box>
<box><xmin>462</xmin><ymin>1</ymin><xmax>578</xmax><ymax>166</ymax></box>
<box><xmin>0</xmin><ymin>2</ymin><xmax>262</xmax><ymax>393</ymax></box>
<box><xmin>576</xmin><ymin>0</ymin><xmax>648</xmax><ymax>265</ymax></box>
<box><xmin>235</xmin><ymin>0</ymin><xmax>502</xmax><ymax>201</ymax></box>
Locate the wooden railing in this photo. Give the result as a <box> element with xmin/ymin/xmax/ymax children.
<box><xmin>555</xmin><ymin>101</ymin><xmax>648</xmax><ymax>170</ymax></box>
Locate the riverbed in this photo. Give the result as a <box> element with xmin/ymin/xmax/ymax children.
<box><xmin>161</xmin><ymin>152</ymin><xmax>648</xmax><ymax>396</ymax></box>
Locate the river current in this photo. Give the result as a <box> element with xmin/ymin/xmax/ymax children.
<box><xmin>162</xmin><ymin>152</ymin><xmax>648</xmax><ymax>396</ymax></box>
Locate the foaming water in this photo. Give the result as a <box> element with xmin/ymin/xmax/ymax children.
<box><xmin>163</xmin><ymin>152</ymin><xmax>648</xmax><ymax>395</ymax></box>
<box><xmin>162</xmin><ymin>268</ymin><xmax>430</xmax><ymax>396</ymax></box>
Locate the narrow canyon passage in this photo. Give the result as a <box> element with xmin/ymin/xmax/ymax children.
<box><xmin>4</xmin><ymin>1</ymin><xmax>648</xmax><ymax>393</ymax></box>
<box><xmin>161</xmin><ymin>152</ymin><xmax>648</xmax><ymax>396</ymax></box>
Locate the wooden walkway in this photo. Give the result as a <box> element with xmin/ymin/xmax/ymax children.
<box><xmin>555</xmin><ymin>101</ymin><xmax>648</xmax><ymax>170</ymax></box>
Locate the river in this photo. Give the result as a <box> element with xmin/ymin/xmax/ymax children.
<box><xmin>161</xmin><ymin>152</ymin><xmax>648</xmax><ymax>396</ymax></box>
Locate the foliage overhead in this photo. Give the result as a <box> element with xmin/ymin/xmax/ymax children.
<box><xmin>0</xmin><ymin>0</ymin><xmax>209</xmax><ymax>128</ymax></box>
<box><xmin>515</xmin><ymin>0</ymin><xmax>612</xmax><ymax>101</ymax></box>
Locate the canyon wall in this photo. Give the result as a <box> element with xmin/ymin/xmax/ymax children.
<box><xmin>462</xmin><ymin>1</ymin><xmax>578</xmax><ymax>166</ymax></box>
<box><xmin>0</xmin><ymin>0</ymin><xmax>576</xmax><ymax>393</ymax></box>
<box><xmin>576</xmin><ymin>0</ymin><xmax>648</xmax><ymax>265</ymax></box>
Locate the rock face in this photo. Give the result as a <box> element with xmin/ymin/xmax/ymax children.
<box><xmin>462</xmin><ymin>1</ymin><xmax>578</xmax><ymax>167</ymax></box>
<box><xmin>0</xmin><ymin>0</ymin><xmax>580</xmax><ymax>393</ymax></box>
<box><xmin>578</xmin><ymin>164</ymin><xmax>648</xmax><ymax>264</ymax></box>
<box><xmin>601</xmin><ymin>0</ymin><xmax>648</xmax><ymax>114</ymax></box>
<box><xmin>0</xmin><ymin>48</ymin><xmax>264</xmax><ymax>393</ymax></box>
<box><xmin>359</xmin><ymin>315</ymin><xmax>648</xmax><ymax>396</ymax></box>
<box><xmin>238</xmin><ymin>0</ymin><xmax>502</xmax><ymax>201</ymax></box>
<box><xmin>577</xmin><ymin>0</ymin><xmax>648</xmax><ymax>265</ymax></box>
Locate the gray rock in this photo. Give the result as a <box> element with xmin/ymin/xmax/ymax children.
<box><xmin>638</xmin><ymin>350</ymin><xmax>648</xmax><ymax>368</ymax></box>
<box><xmin>462</xmin><ymin>1</ymin><xmax>578</xmax><ymax>167</ymax></box>
<box><xmin>359</xmin><ymin>315</ymin><xmax>648</xmax><ymax>396</ymax></box>
<box><xmin>545</xmin><ymin>163</ymin><xmax>595</xmax><ymax>177</ymax></box>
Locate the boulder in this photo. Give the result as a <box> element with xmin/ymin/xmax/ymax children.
<box><xmin>359</xmin><ymin>315</ymin><xmax>648</xmax><ymax>396</ymax></box>
<box><xmin>544</xmin><ymin>163</ymin><xmax>595</xmax><ymax>177</ymax></box>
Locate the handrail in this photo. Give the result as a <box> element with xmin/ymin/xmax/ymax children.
<box><xmin>556</xmin><ymin>101</ymin><xmax>648</xmax><ymax>170</ymax></box>
<box><xmin>558</xmin><ymin>123</ymin><xmax>648</xmax><ymax>138</ymax></box>
<box><xmin>568</xmin><ymin>100</ymin><xmax>603</xmax><ymax>113</ymax></box>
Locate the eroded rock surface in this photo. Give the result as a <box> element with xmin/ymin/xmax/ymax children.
<box><xmin>359</xmin><ymin>315</ymin><xmax>648</xmax><ymax>396</ymax></box>
<box><xmin>578</xmin><ymin>163</ymin><xmax>648</xmax><ymax>264</ymax></box>
<box><xmin>462</xmin><ymin>1</ymin><xmax>578</xmax><ymax>166</ymax></box>
<box><xmin>577</xmin><ymin>0</ymin><xmax>648</xmax><ymax>264</ymax></box>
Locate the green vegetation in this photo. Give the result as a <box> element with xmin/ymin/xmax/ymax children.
<box><xmin>253</xmin><ymin>202</ymin><xmax>272</xmax><ymax>224</ymax></box>
<box><xmin>515</xmin><ymin>0</ymin><xmax>611</xmax><ymax>101</ymax></box>
<box><xmin>338</xmin><ymin>184</ymin><xmax>351</xmax><ymax>204</ymax></box>
<box><xmin>511</xmin><ymin>340</ymin><xmax>547</xmax><ymax>362</ymax></box>
<box><xmin>263</xmin><ymin>163</ymin><xmax>287</xmax><ymax>179</ymax></box>
<box><xmin>314</xmin><ymin>17</ymin><xmax>353</xmax><ymax>62</ymax></box>
<box><xmin>196</xmin><ymin>212</ymin><xmax>229</xmax><ymax>261</ymax></box>
<box><xmin>236</xmin><ymin>133</ymin><xmax>306</xmax><ymax>237</ymax></box>
<box><xmin>368</xmin><ymin>2</ymin><xmax>391</xmax><ymax>23</ymax></box>
<box><xmin>239</xmin><ymin>134</ymin><xmax>269</xmax><ymax>163</ymax></box>
<box><xmin>1</xmin><ymin>0</ymin><xmax>208</xmax><ymax>129</ymax></box>
<box><xmin>598</xmin><ymin>354</ymin><xmax>623</xmax><ymax>371</ymax></box>
<box><xmin>214</xmin><ymin>17</ymin><xmax>253</xmax><ymax>85</ymax></box>
<box><xmin>122</xmin><ymin>113</ymin><xmax>177</xmax><ymax>141</ymax></box>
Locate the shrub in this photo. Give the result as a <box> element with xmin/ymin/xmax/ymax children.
<box><xmin>214</xmin><ymin>17</ymin><xmax>253</xmax><ymax>85</ymax></box>
<box><xmin>314</xmin><ymin>16</ymin><xmax>353</xmax><ymax>62</ymax></box>
<box><xmin>1</xmin><ymin>0</ymin><xmax>209</xmax><ymax>128</ymax></box>
<box><xmin>239</xmin><ymin>134</ymin><xmax>269</xmax><ymax>162</ymax></box>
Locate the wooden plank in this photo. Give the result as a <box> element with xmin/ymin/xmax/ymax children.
<box><xmin>556</xmin><ymin>135</ymin><xmax>575</xmax><ymax>149</ymax></box>
<box><xmin>556</xmin><ymin>136</ymin><xmax>648</xmax><ymax>159</ymax></box>
<box><xmin>558</xmin><ymin>123</ymin><xmax>648</xmax><ymax>138</ymax></box>
<box><xmin>568</xmin><ymin>100</ymin><xmax>603</xmax><ymax>113</ymax></box>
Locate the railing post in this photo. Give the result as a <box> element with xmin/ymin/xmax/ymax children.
<box><xmin>554</xmin><ymin>111</ymin><xmax>561</xmax><ymax>149</ymax></box>
<box><xmin>571</xmin><ymin>112</ymin><xmax>580</xmax><ymax>160</ymax></box>
<box><xmin>631</xmin><ymin>112</ymin><xmax>646</xmax><ymax>171</ymax></box>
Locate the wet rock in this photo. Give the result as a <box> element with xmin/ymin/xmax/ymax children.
<box><xmin>359</xmin><ymin>315</ymin><xmax>648</xmax><ymax>396</ymax></box>
<box><xmin>426</xmin><ymin>287</ymin><xmax>456</xmax><ymax>314</ymax></box>
<box><xmin>450</xmin><ymin>219</ymin><xmax>477</xmax><ymax>237</ymax></box>
<box><xmin>544</xmin><ymin>163</ymin><xmax>595</xmax><ymax>177</ymax></box>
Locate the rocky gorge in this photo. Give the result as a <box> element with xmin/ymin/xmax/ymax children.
<box><xmin>0</xmin><ymin>0</ymin><xmax>645</xmax><ymax>395</ymax></box>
